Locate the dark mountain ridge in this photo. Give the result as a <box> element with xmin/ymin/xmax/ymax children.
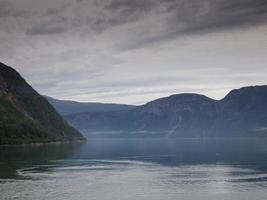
<box><xmin>0</xmin><ymin>62</ymin><xmax>85</xmax><ymax>144</ymax></box>
<box><xmin>65</xmin><ymin>86</ymin><xmax>267</xmax><ymax>138</ymax></box>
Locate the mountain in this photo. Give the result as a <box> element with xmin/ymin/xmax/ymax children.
<box><xmin>0</xmin><ymin>62</ymin><xmax>85</xmax><ymax>145</ymax></box>
<box><xmin>45</xmin><ymin>96</ymin><xmax>136</xmax><ymax>116</ymax></box>
<box><xmin>65</xmin><ymin>86</ymin><xmax>267</xmax><ymax>138</ymax></box>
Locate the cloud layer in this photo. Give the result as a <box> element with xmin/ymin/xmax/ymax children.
<box><xmin>1</xmin><ymin>0</ymin><xmax>267</xmax><ymax>104</ymax></box>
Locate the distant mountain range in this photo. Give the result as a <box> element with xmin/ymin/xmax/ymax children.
<box><xmin>45</xmin><ymin>96</ymin><xmax>136</xmax><ymax>116</ymax></box>
<box><xmin>65</xmin><ymin>86</ymin><xmax>267</xmax><ymax>138</ymax></box>
<box><xmin>0</xmin><ymin>62</ymin><xmax>85</xmax><ymax>145</ymax></box>
<box><xmin>1</xmin><ymin>62</ymin><xmax>267</xmax><ymax>141</ymax></box>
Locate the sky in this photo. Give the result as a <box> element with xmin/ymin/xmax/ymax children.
<box><xmin>0</xmin><ymin>0</ymin><xmax>267</xmax><ymax>105</ymax></box>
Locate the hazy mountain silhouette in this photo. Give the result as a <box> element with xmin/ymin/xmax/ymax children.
<box><xmin>45</xmin><ymin>96</ymin><xmax>136</xmax><ymax>116</ymax></box>
<box><xmin>0</xmin><ymin>62</ymin><xmax>85</xmax><ymax>144</ymax></box>
<box><xmin>65</xmin><ymin>86</ymin><xmax>267</xmax><ymax>138</ymax></box>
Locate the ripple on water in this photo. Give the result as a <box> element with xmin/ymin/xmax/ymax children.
<box><xmin>0</xmin><ymin>160</ymin><xmax>266</xmax><ymax>200</ymax></box>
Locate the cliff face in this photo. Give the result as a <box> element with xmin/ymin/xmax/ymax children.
<box><xmin>66</xmin><ymin>86</ymin><xmax>267</xmax><ymax>138</ymax></box>
<box><xmin>0</xmin><ymin>62</ymin><xmax>85</xmax><ymax>144</ymax></box>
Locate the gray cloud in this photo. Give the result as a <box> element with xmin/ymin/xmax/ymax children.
<box><xmin>85</xmin><ymin>0</ymin><xmax>157</xmax><ymax>33</ymax></box>
<box><xmin>173</xmin><ymin>0</ymin><xmax>267</xmax><ymax>32</ymax></box>
<box><xmin>1</xmin><ymin>0</ymin><xmax>267</xmax><ymax>104</ymax></box>
<box><xmin>104</xmin><ymin>0</ymin><xmax>157</xmax><ymax>18</ymax></box>
<box><xmin>46</xmin><ymin>7</ymin><xmax>62</xmax><ymax>15</ymax></box>
<box><xmin>12</xmin><ymin>0</ymin><xmax>267</xmax><ymax>38</ymax></box>
<box><xmin>26</xmin><ymin>16</ymin><xmax>69</xmax><ymax>35</ymax></box>
<box><xmin>0</xmin><ymin>1</ymin><xmax>12</xmax><ymax>17</ymax></box>
<box><xmin>27</xmin><ymin>25</ymin><xmax>68</xmax><ymax>35</ymax></box>
<box><xmin>117</xmin><ymin>0</ymin><xmax>267</xmax><ymax>49</ymax></box>
<box><xmin>0</xmin><ymin>1</ymin><xmax>29</xmax><ymax>18</ymax></box>
<box><xmin>104</xmin><ymin>0</ymin><xmax>267</xmax><ymax>32</ymax></box>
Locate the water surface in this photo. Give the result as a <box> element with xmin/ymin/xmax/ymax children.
<box><xmin>1</xmin><ymin>138</ymin><xmax>267</xmax><ymax>200</ymax></box>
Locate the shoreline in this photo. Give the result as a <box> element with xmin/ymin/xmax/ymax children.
<box><xmin>0</xmin><ymin>139</ymin><xmax>86</xmax><ymax>147</ymax></box>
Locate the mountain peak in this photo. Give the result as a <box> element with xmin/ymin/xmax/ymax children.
<box><xmin>141</xmin><ymin>93</ymin><xmax>215</xmax><ymax>110</ymax></box>
<box><xmin>223</xmin><ymin>85</ymin><xmax>267</xmax><ymax>101</ymax></box>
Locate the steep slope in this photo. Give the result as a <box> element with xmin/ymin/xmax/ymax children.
<box><xmin>65</xmin><ymin>86</ymin><xmax>267</xmax><ymax>138</ymax></box>
<box><xmin>211</xmin><ymin>86</ymin><xmax>267</xmax><ymax>136</ymax></box>
<box><xmin>0</xmin><ymin>62</ymin><xmax>85</xmax><ymax>144</ymax></box>
<box><xmin>45</xmin><ymin>96</ymin><xmax>136</xmax><ymax>116</ymax></box>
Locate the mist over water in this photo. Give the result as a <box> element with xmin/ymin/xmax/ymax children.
<box><xmin>1</xmin><ymin>138</ymin><xmax>267</xmax><ymax>200</ymax></box>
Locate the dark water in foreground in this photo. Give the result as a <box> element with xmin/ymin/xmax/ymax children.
<box><xmin>1</xmin><ymin>138</ymin><xmax>267</xmax><ymax>200</ymax></box>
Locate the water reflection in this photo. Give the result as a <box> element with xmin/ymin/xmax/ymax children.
<box><xmin>76</xmin><ymin>138</ymin><xmax>267</xmax><ymax>166</ymax></box>
<box><xmin>0</xmin><ymin>143</ymin><xmax>83</xmax><ymax>179</ymax></box>
<box><xmin>1</xmin><ymin>138</ymin><xmax>267</xmax><ymax>200</ymax></box>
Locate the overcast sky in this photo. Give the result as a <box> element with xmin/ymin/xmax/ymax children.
<box><xmin>1</xmin><ymin>0</ymin><xmax>267</xmax><ymax>104</ymax></box>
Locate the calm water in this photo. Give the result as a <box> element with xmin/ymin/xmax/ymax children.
<box><xmin>1</xmin><ymin>138</ymin><xmax>267</xmax><ymax>200</ymax></box>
